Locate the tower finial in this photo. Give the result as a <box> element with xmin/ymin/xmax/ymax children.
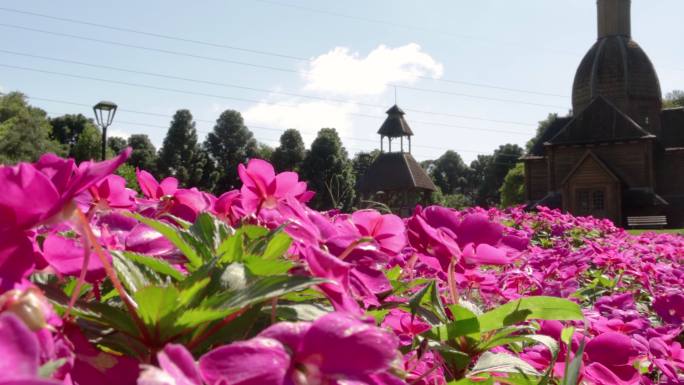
<box><xmin>597</xmin><ymin>0</ymin><xmax>631</xmax><ymax>39</ymax></box>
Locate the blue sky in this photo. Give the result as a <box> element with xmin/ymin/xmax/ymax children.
<box><xmin>0</xmin><ymin>0</ymin><xmax>682</xmax><ymax>163</ymax></box>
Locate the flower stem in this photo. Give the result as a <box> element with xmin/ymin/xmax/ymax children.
<box><xmin>64</xmin><ymin>232</ymin><xmax>91</xmax><ymax>320</ymax></box>
<box><xmin>75</xmin><ymin>209</ymin><xmax>151</xmax><ymax>344</ymax></box>
<box><xmin>447</xmin><ymin>258</ymin><xmax>459</xmax><ymax>305</ymax></box>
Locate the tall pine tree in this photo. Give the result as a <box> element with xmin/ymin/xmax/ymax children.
<box><xmin>157</xmin><ymin>110</ymin><xmax>205</xmax><ymax>187</ymax></box>
<box><xmin>271</xmin><ymin>128</ymin><xmax>306</xmax><ymax>172</ymax></box>
<box><xmin>204</xmin><ymin>110</ymin><xmax>257</xmax><ymax>192</ymax></box>
<box><xmin>300</xmin><ymin>128</ymin><xmax>355</xmax><ymax>211</ymax></box>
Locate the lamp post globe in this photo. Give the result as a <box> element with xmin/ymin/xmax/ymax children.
<box><xmin>92</xmin><ymin>101</ymin><xmax>118</xmax><ymax>160</ymax></box>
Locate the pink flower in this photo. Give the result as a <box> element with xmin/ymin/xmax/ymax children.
<box><xmin>0</xmin><ymin>313</ymin><xmax>61</xmax><ymax>384</ymax></box>
<box><xmin>138</xmin><ymin>344</ymin><xmax>202</xmax><ymax>385</ymax></box>
<box><xmin>136</xmin><ymin>169</ymin><xmax>178</xmax><ymax>200</ymax></box>
<box><xmin>212</xmin><ymin>190</ymin><xmax>245</xmax><ymax>226</ymax></box>
<box><xmin>238</xmin><ymin>159</ymin><xmax>313</xmax><ymax>215</ymax></box>
<box><xmin>653</xmin><ymin>294</ymin><xmax>684</xmax><ymax>325</ymax></box>
<box><xmin>76</xmin><ymin>175</ymin><xmax>136</xmax><ymax>211</ymax></box>
<box><xmin>199</xmin><ymin>312</ymin><xmax>400</xmax><ymax>385</ymax></box>
<box><xmin>583</xmin><ymin>332</ymin><xmax>640</xmax><ymax>385</ymax></box>
<box><xmin>41</xmin><ymin>234</ymin><xmax>107</xmax><ymax>282</ymax></box>
<box><xmin>382</xmin><ymin>309</ymin><xmax>431</xmax><ymax>346</ymax></box>
<box><xmin>0</xmin><ymin>149</ymin><xmax>131</xmax><ymax>289</ymax></box>
<box><xmin>348</xmin><ymin>210</ymin><xmax>406</xmax><ymax>256</ymax></box>
<box><xmin>303</xmin><ymin>246</ymin><xmax>362</xmax><ymax>314</ymax></box>
<box><xmin>647</xmin><ymin>338</ymin><xmax>684</xmax><ymax>380</ymax></box>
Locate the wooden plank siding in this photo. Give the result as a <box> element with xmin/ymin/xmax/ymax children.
<box><xmin>561</xmin><ymin>154</ymin><xmax>622</xmax><ymax>223</ymax></box>
<box><xmin>525</xmin><ymin>158</ymin><xmax>549</xmax><ymax>201</ymax></box>
<box><xmin>551</xmin><ymin>141</ymin><xmax>651</xmax><ymax>190</ymax></box>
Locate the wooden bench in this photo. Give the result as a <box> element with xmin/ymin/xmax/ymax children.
<box><xmin>627</xmin><ymin>215</ymin><xmax>667</xmax><ymax>229</ymax></box>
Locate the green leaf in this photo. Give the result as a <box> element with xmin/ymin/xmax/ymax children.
<box><xmin>219</xmin><ymin>275</ymin><xmax>327</xmax><ymax>310</ymax></box>
<box><xmin>276</xmin><ymin>303</ymin><xmax>332</xmax><ymax>322</ymax></box>
<box><xmin>134</xmin><ymin>286</ymin><xmax>179</xmax><ymax>327</ymax></box>
<box><xmin>244</xmin><ymin>255</ymin><xmax>293</xmax><ymax>276</ymax></box>
<box><xmin>527</xmin><ymin>335</ymin><xmax>560</xmax><ymax>356</ymax></box>
<box><xmin>126</xmin><ymin>212</ymin><xmax>202</xmax><ymax>269</ymax></box>
<box><xmin>431</xmin><ymin>345</ymin><xmax>471</xmax><ymax>371</ymax></box>
<box><xmin>470</xmin><ymin>352</ymin><xmax>541</xmax><ymax>376</ymax></box>
<box><xmin>425</xmin><ymin>304</ymin><xmax>480</xmax><ymax>341</ymax></box>
<box><xmin>243</xmin><ymin>225</ymin><xmax>269</xmax><ymax>239</ymax></box>
<box><xmin>426</xmin><ymin>316</ymin><xmax>480</xmax><ymax>342</ymax></box>
<box><xmin>217</xmin><ymin>229</ymin><xmax>244</xmax><ymax>264</ymax></box>
<box><xmin>429</xmin><ymin>279</ymin><xmax>448</xmax><ymax>322</ymax></box>
<box><xmin>119</xmin><ymin>251</ymin><xmax>185</xmax><ymax>281</ymax></box>
<box><xmin>112</xmin><ymin>253</ymin><xmax>155</xmax><ymax>293</ymax></box>
<box><xmin>408</xmin><ymin>281</ymin><xmax>433</xmax><ymax>317</ymax></box>
<box><xmin>175</xmin><ymin>308</ymin><xmax>233</xmax><ymax>328</ymax></box>
<box><xmin>385</xmin><ymin>266</ymin><xmax>402</xmax><ymax>281</ymax></box>
<box><xmin>38</xmin><ymin>358</ymin><xmax>67</xmax><ymax>378</ymax></box>
<box><xmin>478</xmin><ymin>297</ymin><xmax>583</xmax><ymax>333</ymax></box>
<box><xmin>262</xmin><ymin>232</ymin><xmax>292</xmax><ymax>260</ymax></box>
<box><xmin>189</xmin><ymin>212</ymin><xmax>221</xmax><ymax>251</ymax></box>
<box><xmin>178</xmin><ymin>278</ymin><xmax>211</xmax><ymax>307</ymax></box>
<box><xmin>39</xmin><ymin>282</ymin><xmax>139</xmax><ymax>336</ymax></box>
<box><xmin>562</xmin><ymin>339</ymin><xmax>585</xmax><ymax>385</ymax></box>
<box><xmin>560</xmin><ymin>326</ymin><xmax>575</xmax><ymax>346</ymax></box>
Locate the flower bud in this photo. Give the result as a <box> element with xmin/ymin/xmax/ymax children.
<box><xmin>0</xmin><ymin>288</ymin><xmax>48</xmax><ymax>331</ymax></box>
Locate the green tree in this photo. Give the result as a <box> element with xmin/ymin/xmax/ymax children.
<box><xmin>204</xmin><ymin>110</ymin><xmax>257</xmax><ymax>192</ymax></box>
<box><xmin>108</xmin><ymin>136</ymin><xmax>128</xmax><ymax>154</ymax></box>
<box><xmin>441</xmin><ymin>193</ymin><xmax>473</xmax><ymax>209</ymax></box>
<box><xmin>664</xmin><ymin>90</ymin><xmax>684</xmax><ymax>108</ymax></box>
<box><xmin>115</xmin><ymin>163</ymin><xmax>140</xmax><ymax>193</ymax></box>
<box><xmin>300</xmin><ymin>128</ymin><xmax>355</xmax><ymax>211</ymax></box>
<box><xmin>127</xmin><ymin>134</ymin><xmax>157</xmax><ymax>172</ymax></box>
<box><xmin>499</xmin><ymin>163</ymin><xmax>526</xmax><ymax>207</ymax></box>
<box><xmin>49</xmin><ymin>114</ymin><xmax>99</xmax><ymax>156</ymax></box>
<box><xmin>477</xmin><ymin>144</ymin><xmax>524</xmax><ymax>206</ymax></box>
<box><xmin>351</xmin><ymin>150</ymin><xmax>380</xmax><ymax>183</ymax></box>
<box><xmin>466</xmin><ymin>155</ymin><xmax>492</xmax><ymax>201</ymax></box>
<box><xmin>157</xmin><ymin>110</ymin><xmax>206</xmax><ymax>187</ymax></box>
<box><xmin>272</xmin><ymin>129</ymin><xmax>306</xmax><ymax>172</ymax></box>
<box><xmin>431</xmin><ymin>150</ymin><xmax>469</xmax><ymax>195</ymax></box>
<box><xmin>0</xmin><ymin>92</ymin><xmax>64</xmax><ymax>164</ymax></box>
<box><xmin>256</xmin><ymin>142</ymin><xmax>274</xmax><ymax>161</ymax></box>
<box><xmin>72</xmin><ymin>124</ymin><xmax>103</xmax><ymax>162</ymax></box>
<box><xmin>525</xmin><ymin>113</ymin><xmax>559</xmax><ymax>153</ymax></box>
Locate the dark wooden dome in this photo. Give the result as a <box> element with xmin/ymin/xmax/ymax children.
<box><xmin>572</xmin><ymin>1</ymin><xmax>662</xmax><ymax>132</ymax></box>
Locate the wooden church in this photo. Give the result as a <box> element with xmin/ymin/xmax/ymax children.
<box><xmin>358</xmin><ymin>105</ymin><xmax>436</xmax><ymax>216</ymax></box>
<box><xmin>524</xmin><ymin>0</ymin><xmax>684</xmax><ymax>227</ymax></box>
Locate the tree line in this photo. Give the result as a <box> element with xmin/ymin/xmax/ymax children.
<box><xmin>3</xmin><ymin>90</ymin><xmax>682</xmax><ymax>211</ymax></box>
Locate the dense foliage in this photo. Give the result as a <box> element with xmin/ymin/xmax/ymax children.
<box><xmin>1</xmin><ymin>149</ymin><xmax>683</xmax><ymax>385</ymax></box>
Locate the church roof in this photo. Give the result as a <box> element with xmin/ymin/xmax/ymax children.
<box><xmin>527</xmin><ymin>116</ymin><xmax>573</xmax><ymax>156</ymax></box>
<box><xmin>661</xmin><ymin>107</ymin><xmax>684</xmax><ymax>148</ymax></box>
<box><xmin>357</xmin><ymin>152</ymin><xmax>436</xmax><ymax>194</ymax></box>
<box><xmin>377</xmin><ymin>104</ymin><xmax>414</xmax><ymax>137</ymax></box>
<box><xmin>572</xmin><ymin>35</ymin><xmax>662</xmax><ymax>115</ymax></box>
<box><xmin>548</xmin><ymin>96</ymin><xmax>654</xmax><ymax>146</ymax></box>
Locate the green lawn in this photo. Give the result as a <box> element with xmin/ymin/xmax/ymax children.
<box><xmin>627</xmin><ymin>228</ymin><xmax>684</xmax><ymax>235</ymax></box>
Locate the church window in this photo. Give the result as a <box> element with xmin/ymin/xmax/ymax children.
<box><xmin>592</xmin><ymin>191</ymin><xmax>605</xmax><ymax>210</ymax></box>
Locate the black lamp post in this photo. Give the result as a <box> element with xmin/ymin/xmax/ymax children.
<box><xmin>92</xmin><ymin>101</ymin><xmax>118</xmax><ymax>160</ymax></box>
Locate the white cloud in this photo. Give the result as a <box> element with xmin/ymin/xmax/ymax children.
<box><xmin>243</xmin><ymin>99</ymin><xmax>359</xmax><ymax>145</ymax></box>
<box><xmin>302</xmin><ymin>43</ymin><xmax>443</xmax><ymax>96</ymax></box>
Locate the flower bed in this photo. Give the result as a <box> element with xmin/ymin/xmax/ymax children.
<box><xmin>0</xmin><ymin>149</ymin><xmax>683</xmax><ymax>384</ymax></box>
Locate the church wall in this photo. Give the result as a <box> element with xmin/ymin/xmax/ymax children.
<box><xmin>561</xmin><ymin>156</ymin><xmax>621</xmax><ymax>223</ymax></box>
<box><xmin>657</xmin><ymin>150</ymin><xmax>684</xmax><ymax>198</ymax></box>
<box><xmin>524</xmin><ymin>158</ymin><xmax>548</xmax><ymax>201</ymax></box>
<box><xmin>551</xmin><ymin>141</ymin><xmax>650</xmax><ymax>190</ymax></box>
<box><xmin>657</xmin><ymin>150</ymin><xmax>684</xmax><ymax>227</ymax></box>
